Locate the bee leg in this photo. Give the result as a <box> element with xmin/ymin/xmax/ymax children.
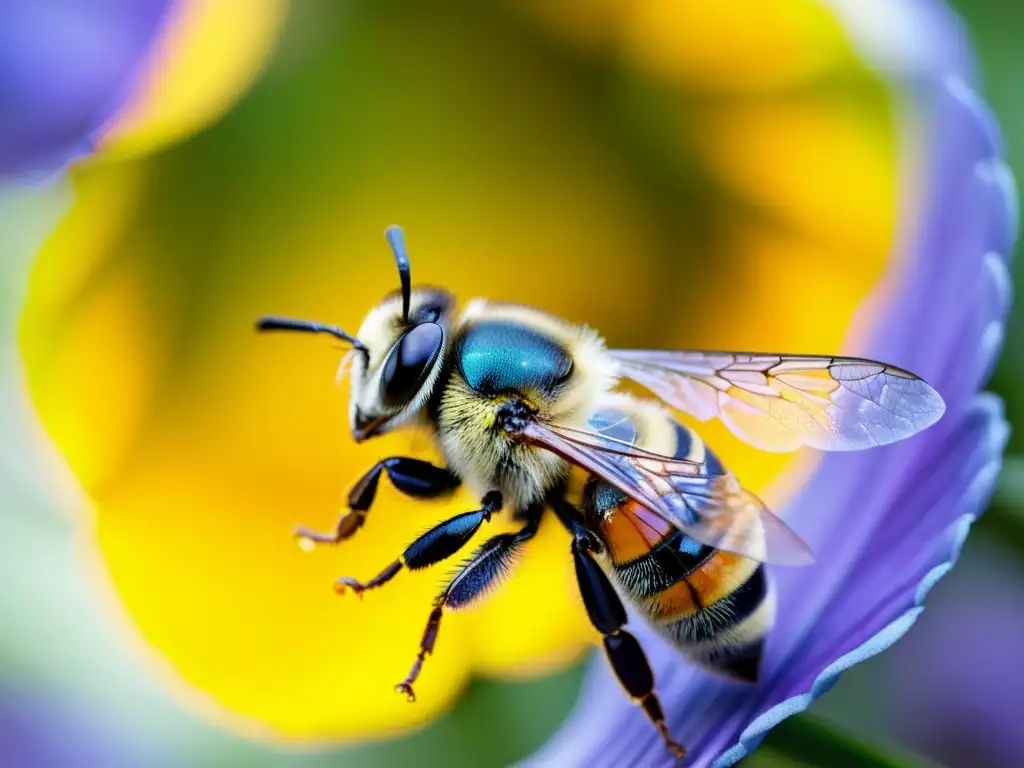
<box><xmin>334</xmin><ymin>491</ymin><xmax>502</xmax><ymax>598</ymax></box>
<box><xmin>572</xmin><ymin>527</ymin><xmax>687</xmax><ymax>760</ymax></box>
<box><xmin>295</xmin><ymin>458</ymin><xmax>461</xmax><ymax>549</ymax></box>
<box><xmin>396</xmin><ymin>508</ymin><xmax>542</xmax><ymax>702</ymax></box>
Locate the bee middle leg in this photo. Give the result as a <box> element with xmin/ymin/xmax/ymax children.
<box><xmin>395</xmin><ymin>507</ymin><xmax>542</xmax><ymax>702</ymax></box>
<box><xmin>558</xmin><ymin>501</ymin><xmax>687</xmax><ymax>760</ymax></box>
<box><xmin>295</xmin><ymin>457</ymin><xmax>461</xmax><ymax>549</ymax></box>
<box><xmin>333</xmin><ymin>491</ymin><xmax>502</xmax><ymax>598</ymax></box>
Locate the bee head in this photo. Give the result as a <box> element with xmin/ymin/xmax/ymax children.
<box><xmin>257</xmin><ymin>226</ymin><xmax>452</xmax><ymax>442</ymax></box>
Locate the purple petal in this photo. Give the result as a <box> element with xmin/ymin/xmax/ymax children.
<box><xmin>530</xmin><ymin>398</ymin><xmax>1008</xmax><ymax>768</ymax></box>
<box><xmin>531</xmin><ymin>6</ymin><xmax>1014</xmax><ymax>767</ymax></box>
<box><xmin>827</xmin><ymin>0</ymin><xmax>977</xmax><ymax>83</ymax></box>
<box><xmin>883</xmin><ymin>541</ymin><xmax>1024</xmax><ymax>767</ymax></box>
<box><xmin>0</xmin><ymin>689</ymin><xmax>139</xmax><ymax>767</ymax></box>
<box><xmin>0</xmin><ymin>0</ymin><xmax>174</xmax><ymax>181</ymax></box>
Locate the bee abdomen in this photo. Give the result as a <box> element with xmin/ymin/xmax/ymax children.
<box><xmin>602</xmin><ymin>511</ymin><xmax>774</xmax><ymax>680</ymax></box>
<box><xmin>647</xmin><ymin>563</ymin><xmax>773</xmax><ymax>683</ymax></box>
<box><xmin>650</xmin><ymin>562</ymin><xmax>768</xmax><ymax>640</ymax></box>
<box><xmin>683</xmin><ymin>637</ymin><xmax>768</xmax><ymax>684</ymax></box>
<box><xmin>586</xmin><ymin>409</ymin><xmax>774</xmax><ymax>682</ymax></box>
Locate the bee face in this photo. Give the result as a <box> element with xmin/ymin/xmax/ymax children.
<box><xmin>347</xmin><ymin>287</ymin><xmax>454</xmax><ymax>441</ymax></box>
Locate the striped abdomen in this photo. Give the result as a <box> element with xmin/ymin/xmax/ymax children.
<box><xmin>583</xmin><ymin>417</ymin><xmax>774</xmax><ymax>683</ymax></box>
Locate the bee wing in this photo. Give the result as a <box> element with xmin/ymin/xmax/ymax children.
<box><xmin>520</xmin><ymin>421</ymin><xmax>814</xmax><ymax>566</ymax></box>
<box><xmin>610</xmin><ymin>350</ymin><xmax>945</xmax><ymax>452</ymax></box>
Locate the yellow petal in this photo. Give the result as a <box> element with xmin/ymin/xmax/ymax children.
<box><xmin>511</xmin><ymin>0</ymin><xmax>853</xmax><ymax>92</ymax></box>
<box><xmin>92</xmin><ymin>437</ymin><xmax>479</xmax><ymax>740</ymax></box>
<box><xmin>688</xmin><ymin>88</ymin><xmax>897</xmax><ymax>256</ymax></box>
<box><xmin>98</xmin><ymin>0</ymin><xmax>288</xmax><ymax>160</ymax></box>
<box><xmin>20</xmin><ymin>166</ymin><xmax>154</xmax><ymax>495</ymax></box>
<box><xmin>621</xmin><ymin>0</ymin><xmax>852</xmax><ymax>92</ymax></box>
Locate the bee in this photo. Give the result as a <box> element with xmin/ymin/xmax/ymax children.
<box><xmin>257</xmin><ymin>226</ymin><xmax>944</xmax><ymax>759</ymax></box>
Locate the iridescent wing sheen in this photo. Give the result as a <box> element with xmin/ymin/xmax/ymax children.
<box><xmin>520</xmin><ymin>421</ymin><xmax>814</xmax><ymax>566</ymax></box>
<box><xmin>610</xmin><ymin>350</ymin><xmax>946</xmax><ymax>452</ymax></box>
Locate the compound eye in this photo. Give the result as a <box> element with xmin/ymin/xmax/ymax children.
<box><xmin>380</xmin><ymin>322</ymin><xmax>444</xmax><ymax>407</ymax></box>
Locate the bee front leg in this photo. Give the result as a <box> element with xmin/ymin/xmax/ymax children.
<box><xmin>395</xmin><ymin>507</ymin><xmax>542</xmax><ymax>702</ymax></box>
<box><xmin>295</xmin><ymin>457</ymin><xmax>461</xmax><ymax>550</ymax></box>
<box><xmin>333</xmin><ymin>491</ymin><xmax>502</xmax><ymax>598</ymax></box>
<box><xmin>571</xmin><ymin>522</ymin><xmax>687</xmax><ymax>761</ymax></box>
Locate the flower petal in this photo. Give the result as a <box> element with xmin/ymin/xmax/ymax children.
<box><xmin>0</xmin><ymin>0</ymin><xmax>171</xmax><ymax>180</ymax></box>
<box><xmin>532</xmin><ymin>11</ymin><xmax>1015</xmax><ymax>768</ymax></box>
<box><xmin>0</xmin><ymin>0</ymin><xmax>286</xmax><ymax>182</ymax></box>
<box><xmin>826</xmin><ymin>0</ymin><xmax>976</xmax><ymax>78</ymax></box>
<box><xmin>97</xmin><ymin>0</ymin><xmax>288</xmax><ymax>160</ymax></box>
<box><xmin>882</xmin><ymin>541</ymin><xmax>1024</xmax><ymax>766</ymax></box>
<box><xmin>0</xmin><ymin>689</ymin><xmax>139</xmax><ymax>767</ymax></box>
<box><xmin>513</xmin><ymin>0</ymin><xmax>857</xmax><ymax>93</ymax></box>
<box><xmin>687</xmin><ymin>88</ymin><xmax>896</xmax><ymax>256</ymax></box>
<box><xmin>714</xmin><ymin>396</ymin><xmax>1008</xmax><ymax>767</ymax></box>
<box><xmin>528</xmin><ymin>398</ymin><xmax>1008</xmax><ymax>768</ymax></box>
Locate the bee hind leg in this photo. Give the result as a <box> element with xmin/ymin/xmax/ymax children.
<box><xmin>571</xmin><ymin>523</ymin><xmax>687</xmax><ymax>760</ymax></box>
<box><xmin>295</xmin><ymin>457</ymin><xmax>461</xmax><ymax>549</ymax></box>
<box><xmin>396</xmin><ymin>507</ymin><xmax>542</xmax><ymax>702</ymax></box>
<box><xmin>334</xmin><ymin>491</ymin><xmax>502</xmax><ymax>598</ymax></box>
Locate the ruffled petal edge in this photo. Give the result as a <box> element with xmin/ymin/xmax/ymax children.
<box><xmin>714</xmin><ymin>394</ymin><xmax>1009</xmax><ymax>767</ymax></box>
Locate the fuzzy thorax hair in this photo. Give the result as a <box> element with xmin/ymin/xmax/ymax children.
<box><xmin>437</xmin><ymin>299</ymin><xmax>621</xmax><ymax>508</ymax></box>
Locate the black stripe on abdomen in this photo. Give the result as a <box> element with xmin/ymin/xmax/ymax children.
<box><xmin>659</xmin><ymin>564</ymin><xmax>769</xmax><ymax>646</ymax></box>
<box><xmin>612</xmin><ymin>531</ymin><xmax>715</xmax><ymax>598</ymax></box>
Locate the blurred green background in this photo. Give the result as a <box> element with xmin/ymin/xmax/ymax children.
<box><xmin>1</xmin><ymin>1</ymin><xmax>1021</xmax><ymax>766</ymax></box>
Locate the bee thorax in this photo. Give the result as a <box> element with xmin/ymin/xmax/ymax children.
<box><xmin>437</xmin><ymin>395</ymin><xmax>565</xmax><ymax>509</ymax></box>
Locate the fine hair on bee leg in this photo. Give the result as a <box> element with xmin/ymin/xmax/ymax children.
<box><xmin>333</xmin><ymin>491</ymin><xmax>502</xmax><ymax>598</ymax></box>
<box><xmin>396</xmin><ymin>509</ymin><xmax>541</xmax><ymax>702</ymax></box>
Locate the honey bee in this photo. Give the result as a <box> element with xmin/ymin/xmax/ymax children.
<box><xmin>257</xmin><ymin>226</ymin><xmax>944</xmax><ymax>759</ymax></box>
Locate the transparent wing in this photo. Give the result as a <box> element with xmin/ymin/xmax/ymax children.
<box><xmin>520</xmin><ymin>421</ymin><xmax>814</xmax><ymax>566</ymax></box>
<box><xmin>611</xmin><ymin>350</ymin><xmax>946</xmax><ymax>452</ymax></box>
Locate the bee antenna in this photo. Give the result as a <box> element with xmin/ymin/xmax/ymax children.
<box><xmin>385</xmin><ymin>225</ymin><xmax>411</xmax><ymax>323</ymax></box>
<box><xmin>256</xmin><ymin>316</ymin><xmax>368</xmax><ymax>353</ymax></box>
